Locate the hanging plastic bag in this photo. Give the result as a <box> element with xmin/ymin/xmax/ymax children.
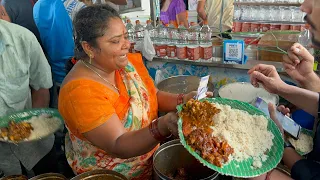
<box><xmin>142</xmin><ymin>30</ymin><xmax>156</xmax><ymax>61</ymax></box>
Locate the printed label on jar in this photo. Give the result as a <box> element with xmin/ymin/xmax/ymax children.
<box><xmin>201</xmin><ymin>45</ymin><xmax>213</xmax><ymax>60</ymax></box>
<box><xmin>187</xmin><ymin>46</ymin><xmax>200</xmax><ymax>60</ymax></box>
<box><xmin>167</xmin><ymin>45</ymin><xmax>176</xmax><ymax>58</ymax></box>
<box><xmin>177</xmin><ymin>46</ymin><xmax>187</xmax><ymax>59</ymax></box>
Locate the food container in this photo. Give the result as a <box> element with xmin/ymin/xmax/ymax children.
<box><xmin>166</xmin><ymin>45</ymin><xmax>176</xmax><ymax>58</ymax></box>
<box><xmin>153</xmin><ymin>139</ymin><xmax>219</xmax><ymax>180</ymax></box>
<box><xmin>280</xmin><ymin>24</ymin><xmax>290</xmax><ymax>30</ymax></box>
<box><xmin>187</xmin><ymin>45</ymin><xmax>200</xmax><ymax>60</ymax></box>
<box><xmin>70</xmin><ymin>170</ymin><xmax>127</xmax><ymax>180</ymax></box>
<box><xmin>218</xmin><ymin>82</ymin><xmax>279</xmax><ymax>105</ymax></box>
<box><xmin>241</xmin><ymin>22</ymin><xmax>251</xmax><ymax>32</ymax></box>
<box><xmin>250</xmin><ymin>23</ymin><xmax>260</xmax><ymax>32</ymax></box>
<box><xmin>155</xmin><ymin>44</ymin><xmax>167</xmax><ymax>57</ymax></box>
<box><xmin>290</xmin><ymin>25</ymin><xmax>301</xmax><ymax>31</ymax></box>
<box><xmin>200</xmin><ymin>44</ymin><xmax>213</xmax><ymax>60</ymax></box>
<box><xmin>29</xmin><ymin>173</ymin><xmax>67</xmax><ymax>180</ymax></box>
<box><xmin>260</xmin><ymin>23</ymin><xmax>270</xmax><ymax>32</ymax></box>
<box><xmin>0</xmin><ymin>175</ymin><xmax>28</xmax><ymax>180</ymax></box>
<box><xmin>270</xmin><ymin>24</ymin><xmax>281</xmax><ymax>31</ymax></box>
<box><xmin>233</xmin><ymin>22</ymin><xmax>242</xmax><ymax>32</ymax></box>
<box><xmin>176</xmin><ymin>45</ymin><xmax>187</xmax><ymax>59</ymax></box>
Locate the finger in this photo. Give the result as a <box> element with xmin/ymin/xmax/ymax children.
<box><xmin>277</xmin><ymin>105</ymin><xmax>290</xmax><ymax>115</ymax></box>
<box><xmin>205</xmin><ymin>91</ymin><xmax>214</xmax><ymax>97</ymax></box>
<box><xmin>283</xmin><ymin>62</ymin><xmax>296</xmax><ymax>71</ymax></box>
<box><xmin>268</xmin><ymin>103</ymin><xmax>284</xmax><ymax>136</ymax></box>
<box><xmin>282</xmin><ymin>54</ymin><xmax>296</xmax><ymax>67</ymax></box>
<box><xmin>268</xmin><ymin>103</ymin><xmax>277</xmax><ymax>122</ymax></box>
<box><xmin>250</xmin><ymin>71</ymin><xmax>270</xmax><ymax>85</ymax></box>
<box><xmin>287</xmin><ymin>50</ymin><xmax>301</xmax><ymax>65</ymax></box>
<box><xmin>290</xmin><ymin>43</ymin><xmax>314</xmax><ymax>63</ymax></box>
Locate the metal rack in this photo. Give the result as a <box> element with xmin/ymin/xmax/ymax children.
<box><xmin>233</xmin><ymin>2</ymin><xmax>301</xmax><ymax>6</ymax></box>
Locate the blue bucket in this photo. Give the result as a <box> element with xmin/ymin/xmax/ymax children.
<box><xmin>292</xmin><ymin>110</ymin><xmax>315</xmax><ymax>130</ymax></box>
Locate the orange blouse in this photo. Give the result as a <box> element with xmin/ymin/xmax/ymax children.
<box><xmin>59</xmin><ymin>53</ymin><xmax>158</xmax><ymax>140</ymax></box>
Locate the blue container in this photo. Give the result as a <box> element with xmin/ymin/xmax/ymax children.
<box><xmin>292</xmin><ymin>110</ymin><xmax>315</xmax><ymax>130</ymax></box>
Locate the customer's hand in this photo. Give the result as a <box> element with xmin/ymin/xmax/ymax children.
<box><xmin>283</xmin><ymin>43</ymin><xmax>315</xmax><ymax>84</ymax></box>
<box><xmin>277</xmin><ymin>105</ymin><xmax>291</xmax><ymax>117</ymax></box>
<box><xmin>248</xmin><ymin>64</ymin><xmax>286</xmax><ymax>94</ymax></box>
<box><xmin>183</xmin><ymin>91</ymin><xmax>214</xmax><ymax>104</ymax></box>
<box><xmin>268</xmin><ymin>103</ymin><xmax>285</xmax><ymax>138</ymax></box>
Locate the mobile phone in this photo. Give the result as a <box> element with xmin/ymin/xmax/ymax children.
<box><xmin>254</xmin><ymin>97</ymin><xmax>301</xmax><ymax>139</ymax></box>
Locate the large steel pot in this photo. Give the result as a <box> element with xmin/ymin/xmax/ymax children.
<box><xmin>153</xmin><ymin>139</ymin><xmax>220</xmax><ymax>180</ymax></box>
<box><xmin>157</xmin><ymin>76</ymin><xmax>214</xmax><ymax>94</ymax></box>
<box><xmin>70</xmin><ymin>170</ymin><xmax>127</xmax><ymax>180</ymax></box>
<box><xmin>29</xmin><ymin>173</ymin><xmax>67</xmax><ymax>180</ymax></box>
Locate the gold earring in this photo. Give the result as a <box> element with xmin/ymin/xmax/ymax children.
<box><xmin>89</xmin><ymin>54</ymin><xmax>92</xmax><ymax>64</ymax></box>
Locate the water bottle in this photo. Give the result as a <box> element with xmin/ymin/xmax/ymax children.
<box><xmin>200</xmin><ymin>20</ymin><xmax>213</xmax><ymax>60</ymax></box>
<box><xmin>177</xmin><ymin>22</ymin><xmax>188</xmax><ymax>59</ymax></box>
<box><xmin>135</xmin><ymin>20</ymin><xmax>144</xmax><ymax>41</ymax></box>
<box><xmin>155</xmin><ymin>21</ymin><xmax>168</xmax><ymax>57</ymax></box>
<box><xmin>126</xmin><ymin>19</ymin><xmax>135</xmax><ymax>42</ymax></box>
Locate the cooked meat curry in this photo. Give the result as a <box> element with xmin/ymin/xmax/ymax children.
<box><xmin>0</xmin><ymin>121</ymin><xmax>33</xmax><ymax>142</ymax></box>
<box><xmin>180</xmin><ymin>99</ymin><xmax>234</xmax><ymax>167</ymax></box>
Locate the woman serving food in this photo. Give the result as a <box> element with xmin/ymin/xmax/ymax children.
<box><xmin>58</xmin><ymin>5</ymin><xmax>210</xmax><ymax>179</ymax></box>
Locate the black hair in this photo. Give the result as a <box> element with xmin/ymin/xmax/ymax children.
<box><xmin>66</xmin><ymin>5</ymin><xmax>120</xmax><ymax>73</ymax></box>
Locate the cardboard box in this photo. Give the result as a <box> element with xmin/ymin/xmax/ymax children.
<box><xmin>258</xmin><ymin>31</ymin><xmax>299</xmax><ymax>62</ymax></box>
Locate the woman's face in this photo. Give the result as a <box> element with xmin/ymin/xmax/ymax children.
<box><xmin>91</xmin><ymin>18</ymin><xmax>130</xmax><ymax>71</ymax></box>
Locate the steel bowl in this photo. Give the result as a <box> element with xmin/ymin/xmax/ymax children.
<box><xmin>153</xmin><ymin>139</ymin><xmax>220</xmax><ymax>180</ymax></box>
<box><xmin>29</xmin><ymin>173</ymin><xmax>67</xmax><ymax>180</ymax></box>
<box><xmin>70</xmin><ymin>170</ymin><xmax>127</xmax><ymax>180</ymax></box>
<box><xmin>157</xmin><ymin>75</ymin><xmax>215</xmax><ymax>94</ymax></box>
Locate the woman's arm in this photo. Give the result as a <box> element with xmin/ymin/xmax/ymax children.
<box><xmin>84</xmin><ymin>113</ymin><xmax>176</xmax><ymax>159</ymax></box>
<box><xmin>157</xmin><ymin>91</ymin><xmax>181</xmax><ymax>112</ymax></box>
<box><xmin>176</xmin><ymin>11</ymin><xmax>189</xmax><ymax>28</ymax></box>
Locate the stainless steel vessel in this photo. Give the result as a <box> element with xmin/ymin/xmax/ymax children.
<box><xmin>153</xmin><ymin>139</ymin><xmax>220</xmax><ymax>180</ymax></box>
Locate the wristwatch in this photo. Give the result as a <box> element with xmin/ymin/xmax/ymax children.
<box><xmin>284</xmin><ymin>140</ymin><xmax>295</xmax><ymax>149</ymax></box>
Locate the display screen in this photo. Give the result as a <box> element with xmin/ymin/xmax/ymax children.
<box><xmin>254</xmin><ymin>97</ymin><xmax>300</xmax><ymax>139</ymax></box>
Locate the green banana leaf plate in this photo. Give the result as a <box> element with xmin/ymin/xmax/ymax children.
<box><xmin>177</xmin><ymin>98</ymin><xmax>284</xmax><ymax>178</ymax></box>
<box><xmin>0</xmin><ymin>108</ymin><xmax>63</xmax><ymax>143</ymax></box>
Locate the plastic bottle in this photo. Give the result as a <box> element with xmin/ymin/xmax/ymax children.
<box><xmin>177</xmin><ymin>22</ymin><xmax>188</xmax><ymax>59</ymax></box>
<box><xmin>187</xmin><ymin>22</ymin><xmax>200</xmax><ymax>60</ymax></box>
<box><xmin>126</xmin><ymin>19</ymin><xmax>136</xmax><ymax>53</ymax></box>
<box><xmin>155</xmin><ymin>21</ymin><xmax>168</xmax><ymax>57</ymax></box>
<box><xmin>135</xmin><ymin>20</ymin><xmax>144</xmax><ymax>41</ymax></box>
<box><xmin>200</xmin><ymin>20</ymin><xmax>213</xmax><ymax>60</ymax></box>
<box><xmin>167</xmin><ymin>21</ymin><xmax>178</xmax><ymax>58</ymax></box>
<box><xmin>126</xmin><ymin>19</ymin><xmax>135</xmax><ymax>41</ymax></box>
<box><xmin>145</xmin><ymin>20</ymin><xmax>155</xmax><ymax>43</ymax></box>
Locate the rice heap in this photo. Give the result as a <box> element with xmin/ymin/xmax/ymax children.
<box><xmin>289</xmin><ymin>132</ymin><xmax>313</xmax><ymax>154</ymax></box>
<box><xmin>210</xmin><ymin>103</ymin><xmax>274</xmax><ymax>168</ymax></box>
<box><xmin>27</xmin><ymin>114</ymin><xmax>62</xmax><ymax>140</ymax></box>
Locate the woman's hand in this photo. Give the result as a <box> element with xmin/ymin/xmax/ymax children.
<box><xmin>283</xmin><ymin>43</ymin><xmax>315</xmax><ymax>84</ymax></box>
<box><xmin>268</xmin><ymin>103</ymin><xmax>285</xmax><ymax>138</ymax></box>
<box><xmin>183</xmin><ymin>91</ymin><xmax>214</xmax><ymax>104</ymax></box>
<box><xmin>158</xmin><ymin>112</ymin><xmax>179</xmax><ymax>137</ymax></box>
<box><xmin>248</xmin><ymin>64</ymin><xmax>287</xmax><ymax>94</ymax></box>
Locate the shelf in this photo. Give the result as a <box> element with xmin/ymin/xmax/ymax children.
<box><xmin>234</xmin><ymin>20</ymin><xmax>306</xmax><ymax>25</ymax></box>
<box><xmin>233</xmin><ymin>2</ymin><xmax>301</xmax><ymax>6</ymax></box>
<box><xmin>152</xmin><ymin>57</ymin><xmax>286</xmax><ymax>72</ymax></box>
<box><xmin>119</xmin><ymin>7</ymin><xmax>144</xmax><ymax>14</ymax></box>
